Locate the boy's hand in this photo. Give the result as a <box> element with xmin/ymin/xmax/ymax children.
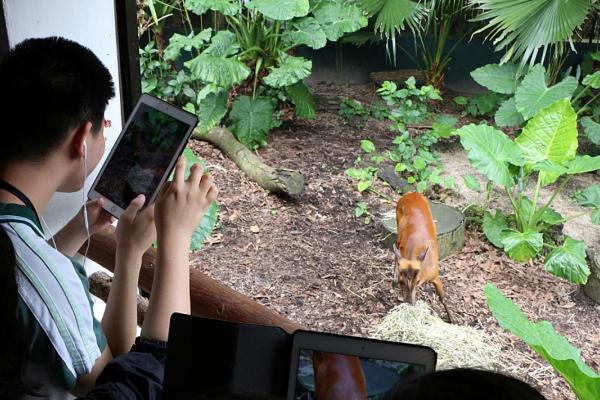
<box><xmin>155</xmin><ymin>156</ymin><xmax>218</xmax><ymax>240</ymax></box>
<box><xmin>116</xmin><ymin>194</ymin><xmax>156</xmax><ymax>256</ymax></box>
<box><xmin>85</xmin><ymin>198</ymin><xmax>114</xmax><ymax>235</ymax></box>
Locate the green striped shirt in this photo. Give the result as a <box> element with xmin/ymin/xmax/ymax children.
<box><xmin>0</xmin><ymin>203</ymin><xmax>106</xmax><ymax>391</ymax></box>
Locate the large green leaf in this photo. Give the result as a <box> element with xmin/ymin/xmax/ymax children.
<box><xmin>471</xmin><ymin>63</ymin><xmax>521</xmax><ymax>94</ymax></box>
<box><xmin>186</xmin><ymin>55</ymin><xmax>250</xmax><ymax>87</ymax></box>
<box><xmin>285</xmin><ymin>81</ymin><xmax>316</xmax><ymax>119</ymax></box>
<box><xmin>456</xmin><ymin>124</ymin><xmax>524</xmax><ymax>187</ymax></box>
<box><xmin>164</xmin><ymin>29</ymin><xmax>212</xmax><ymax>61</ymax></box>
<box><xmin>472</xmin><ymin>0</ymin><xmax>592</xmax><ymax>68</ymax></box>
<box><xmin>544</xmin><ymin>237</ymin><xmax>590</xmax><ymax>285</ymax></box>
<box><xmin>283</xmin><ymin>16</ymin><xmax>327</xmax><ymax>49</ymax></box>
<box><xmin>516</xmin><ymin>99</ymin><xmax>578</xmax><ymax>185</ymax></box>
<box><xmin>203</xmin><ymin>30</ymin><xmax>240</xmax><ymax>57</ymax></box>
<box><xmin>184</xmin><ymin>0</ymin><xmax>241</xmax><ymax>16</ymax></box>
<box><xmin>582</xmin><ymin>71</ymin><xmax>600</xmax><ymax>89</ymax></box>
<box><xmin>196</xmin><ymin>90</ymin><xmax>228</xmax><ymax>134</ymax></box>
<box><xmin>500</xmin><ymin>229</ymin><xmax>543</xmax><ymax>262</ymax></box>
<box><xmin>263</xmin><ymin>53</ymin><xmax>312</xmax><ymax>88</ymax></box>
<box><xmin>247</xmin><ymin>0</ymin><xmax>309</xmax><ymax>20</ymax></box>
<box><xmin>565</xmin><ymin>155</ymin><xmax>600</xmax><ymax>175</ymax></box>
<box><xmin>574</xmin><ymin>185</ymin><xmax>600</xmax><ymax>209</ymax></box>
<box><xmin>484</xmin><ymin>284</ymin><xmax>600</xmax><ymax>400</ymax></box>
<box><xmin>483</xmin><ymin>210</ymin><xmax>508</xmax><ymax>248</ymax></box>
<box><xmin>495</xmin><ymin>97</ymin><xmax>524</xmax><ymax>127</ymax></box>
<box><xmin>228</xmin><ymin>96</ymin><xmax>275</xmax><ymax>149</ymax></box>
<box><xmin>581</xmin><ymin>117</ymin><xmax>600</xmax><ymax>145</ymax></box>
<box><xmin>462</xmin><ymin>174</ymin><xmax>482</xmax><ymax>192</ymax></box>
<box><xmin>515</xmin><ymin>65</ymin><xmax>578</xmax><ymax>120</ymax></box>
<box><xmin>313</xmin><ymin>1</ymin><xmax>368</xmax><ymax>41</ymax></box>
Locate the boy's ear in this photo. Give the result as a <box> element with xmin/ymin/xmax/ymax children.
<box><xmin>71</xmin><ymin>121</ymin><xmax>93</xmax><ymax>158</ymax></box>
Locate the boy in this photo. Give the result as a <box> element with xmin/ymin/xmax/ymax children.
<box><xmin>0</xmin><ymin>37</ymin><xmax>217</xmax><ymax>397</ymax></box>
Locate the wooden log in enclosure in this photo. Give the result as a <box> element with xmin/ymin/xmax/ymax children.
<box><xmin>584</xmin><ymin>248</ymin><xmax>600</xmax><ymax>304</ymax></box>
<box><xmin>380</xmin><ymin>202</ymin><xmax>465</xmax><ymax>261</ymax></box>
<box><xmin>85</xmin><ymin>227</ymin><xmax>302</xmax><ymax>334</ymax></box>
<box><xmin>194</xmin><ymin>127</ymin><xmax>304</xmax><ymax>198</ymax></box>
<box><xmin>370</xmin><ymin>69</ymin><xmax>426</xmax><ymax>87</ymax></box>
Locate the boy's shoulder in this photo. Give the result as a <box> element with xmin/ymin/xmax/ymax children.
<box><xmin>0</xmin><ymin>203</ymin><xmax>106</xmax><ymax>389</ymax></box>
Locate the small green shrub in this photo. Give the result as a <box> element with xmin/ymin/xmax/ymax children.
<box><xmin>346</xmin><ymin>78</ymin><xmax>454</xmax><ymax>195</ymax></box>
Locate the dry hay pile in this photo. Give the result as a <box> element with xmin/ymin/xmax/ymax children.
<box><xmin>371</xmin><ymin>301</ymin><xmax>504</xmax><ymax>371</ymax></box>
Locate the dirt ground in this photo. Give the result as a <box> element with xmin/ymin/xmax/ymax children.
<box><xmin>190</xmin><ymin>83</ymin><xmax>600</xmax><ymax>400</ymax></box>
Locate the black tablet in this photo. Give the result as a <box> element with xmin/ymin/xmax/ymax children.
<box><xmin>164</xmin><ymin>313</ymin><xmax>291</xmax><ymax>400</ymax></box>
<box><xmin>287</xmin><ymin>330</ymin><xmax>436</xmax><ymax>400</ymax></box>
<box><xmin>89</xmin><ymin>94</ymin><xmax>198</xmax><ymax>218</ymax></box>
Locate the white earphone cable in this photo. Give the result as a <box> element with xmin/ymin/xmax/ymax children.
<box><xmin>82</xmin><ymin>142</ymin><xmax>91</xmax><ymax>270</ymax></box>
<box><xmin>40</xmin><ymin>214</ymin><xmax>58</xmax><ymax>249</ymax></box>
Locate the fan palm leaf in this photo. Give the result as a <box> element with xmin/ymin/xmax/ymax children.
<box><xmin>471</xmin><ymin>0</ymin><xmax>594</xmax><ymax>66</ymax></box>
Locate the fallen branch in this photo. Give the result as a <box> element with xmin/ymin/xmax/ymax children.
<box><xmin>193</xmin><ymin>127</ymin><xmax>304</xmax><ymax>198</ymax></box>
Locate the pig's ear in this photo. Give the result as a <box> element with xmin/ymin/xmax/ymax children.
<box><xmin>393</xmin><ymin>243</ymin><xmax>401</xmax><ymax>259</ymax></box>
<box><xmin>418</xmin><ymin>246</ymin><xmax>430</xmax><ymax>263</ymax></box>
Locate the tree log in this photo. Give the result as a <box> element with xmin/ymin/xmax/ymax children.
<box><xmin>89</xmin><ymin>271</ymin><xmax>148</xmax><ymax>327</ymax></box>
<box><xmin>193</xmin><ymin>127</ymin><xmax>304</xmax><ymax>198</ymax></box>
<box><xmin>85</xmin><ymin>227</ymin><xmax>301</xmax><ymax>334</ymax></box>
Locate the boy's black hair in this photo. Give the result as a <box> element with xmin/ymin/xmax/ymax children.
<box><xmin>386</xmin><ymin>368</ymin><xmax>546</xmax><ymax>400</ymax></box>
<box><xmin>0</xmin><ymin>36</ymin><xmax>115</xmax><ymax>167</ymax></box>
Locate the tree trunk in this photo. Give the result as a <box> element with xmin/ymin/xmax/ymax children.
<box><xmin>193</xmin><ymin>127</ymin><xmax>304</xmax><ymax>198</ymax></box>
<box><xmin>85</xmin><ymin>227</ymin><xmax>302</xmax><ymax>334</ymax></box>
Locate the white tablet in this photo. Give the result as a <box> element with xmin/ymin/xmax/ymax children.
<box><xmin>89</xmin><ymin>94</ymin><xmax>198</xmax><ymax>218</ymax></box>
<box><xmin>287</xmin><ymin>330</ymin><xmax>436</xmax><ymax>400</ymax></box>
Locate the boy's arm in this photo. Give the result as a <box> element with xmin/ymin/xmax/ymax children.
<box><xmin>52</xmin><ymin>199</ymin><xmax>113</xmax><ymax>257</ymax></box>
<box><xmin>102</xmin><ymin>195</ymin><xmax>155</xmax><ymax>356</ymax></box>
<box><xmin>72</xmin><ymin>346</ymin><xmax>113</xmax><ymax>397</ymax></box>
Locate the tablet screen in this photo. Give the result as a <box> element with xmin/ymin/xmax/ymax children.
<box><xmin>292</xmin><ymin>349</ymin><xmax>425</xmax><ymax>399</ymax></box>
<box><xmin>94</xmin><ymin>103</ymin><xmax>192</xmax><ymax>209</ymax></box>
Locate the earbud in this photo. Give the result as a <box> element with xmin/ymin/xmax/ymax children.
<box><xmin>83</xmin><ymin>141</ymin><xmax>87</xmax><ymax>161</ymax></box>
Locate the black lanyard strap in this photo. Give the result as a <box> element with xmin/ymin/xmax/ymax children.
<box><xmin>0</xmin><ymin>179</ymin><xmax>41</xmax><ymax>224</ymax></box>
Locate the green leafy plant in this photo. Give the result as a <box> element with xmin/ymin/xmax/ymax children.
<box><xmin>470</xmin><ymin>61</ymin><xmax>600</xmax><ymax>154</ymax></box>
<box><xmin>376</xmin><ymin>78</ymin><xmax>442</xmax><ymax>133</ymax></box>
<box><xmin>455</xmin><ymin>99</ymin><xmax>600</xmax><ymax>284</ymax></box>
<box><xmin>485</xmin><ymin>284</ymin><xmax>600</xmax><ymax>400</ymax></box>
<box><xmin>346</xmin><ymin>79</ymin><xmax>455</xmax><ymax>195</ymax></box>
<box><xmin>141</xmin><ymin>0</ymin><xmax>367</xmax><ymax>149</ymax></box>
<box><xmin>339</xmin><ymin>97</ymin><xmax>370</xmax><ymax>129</ymax></box>
<box><xmin>354</xmin><ymin>202</ymin><xmax>372</xmax><ymax>224</ymax></box>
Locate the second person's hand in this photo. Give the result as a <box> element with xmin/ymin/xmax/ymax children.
<box><xmin>154</xmin><ymin>156</ymin><xmax>218</xmax><ymax>241</ymax></box>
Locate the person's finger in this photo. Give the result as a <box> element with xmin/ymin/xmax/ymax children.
<box><xmin>206</xmin><ymin>185</ymin><xmax>218</xmax><ymax>203</ymax></box>
<box><xmin>198</xmin><ymin>174</ymin><xmax>214</xmax><ymax>198</ymax></box>
<box><xmin>122</xmin><ymin>194</ymin><xmax>145</xmax><ymax>222</ymax></box>
<box><xmin>173</xmin><ymin>155</ymin><xmax>186</xmax><ymax>189</ymax></box>
<box><xmin>139</xmin><ymin>203</ymin><xmax>156</xmax><ymax>222</ymax></box>
<box><xmin>189</xmin><ymin>163</ymin><xmax>204</xmax><ymax>187</ymax></box>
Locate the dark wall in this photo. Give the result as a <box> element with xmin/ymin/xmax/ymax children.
<box><xmin>300</xmin><ymin>36</ymin><xmax>600</xmax><ymax>93</ymax></box>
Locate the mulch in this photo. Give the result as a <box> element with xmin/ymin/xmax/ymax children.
<box><xmin>189</xmin><ymin>83</ymin><xmax>600</xmax><ymax>400</ymax></box>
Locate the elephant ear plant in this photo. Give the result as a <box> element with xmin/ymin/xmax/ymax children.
<box><xmin>454</xmin><ymin>98</ymin><xmax>600</xmax><ymax>285</ymax></box>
